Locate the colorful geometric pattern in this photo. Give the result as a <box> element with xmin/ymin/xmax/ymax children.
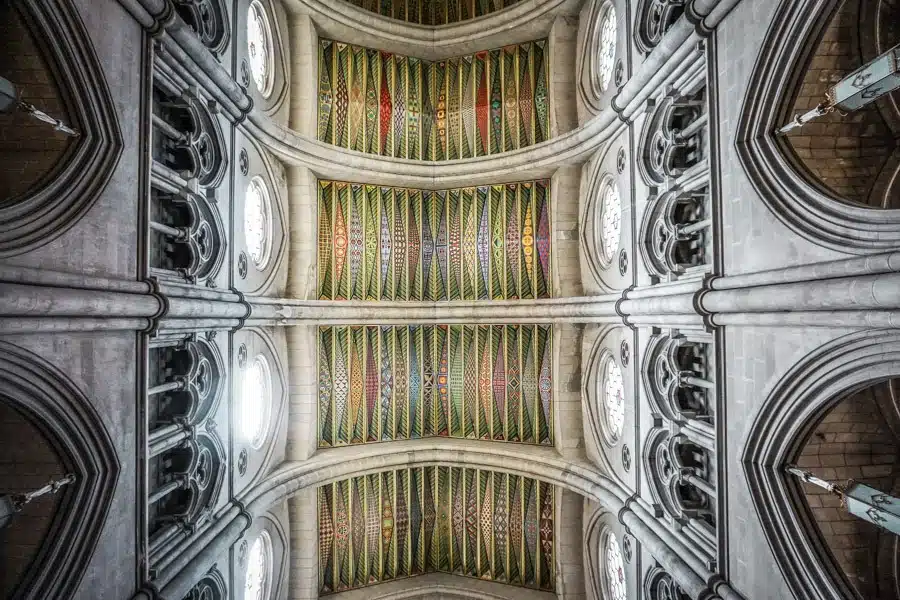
<box><xmin>318</xmin><ymin>325</ymin><xmax>553</xmax><ymax>446</ymax></box>
<box><xmin>343</xmin><ymin>0</ymin><xmax>523</xmax><ymax>24</ymax></box>
<box><xmin>318</xmin><ymin>180</ymin><xmax>552</xmax><ymax>300</ymax></box>
<box><xmin>318</xmin><ymin>467</ymin><xmax>555</xmax><ymax>594</ymax></box>
<box><xmin>318</xmin><ymin>40</ymin><xmax>550</xmax><ymax>160</ymax></box>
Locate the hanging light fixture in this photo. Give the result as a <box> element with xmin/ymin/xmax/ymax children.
<box><xmin>0</xmin><ymin>74</ymin><xmax>80</xmax><ymax>137</ymax></box>
<box><xmin>778</xmin><ymin>43</ymin><xmax>900</xmax><ymax>134</ymax></box>
<box><xmin>787</xmin><ymin>465</ymin><xmax>900</xmax><ymax>535</ymax></box>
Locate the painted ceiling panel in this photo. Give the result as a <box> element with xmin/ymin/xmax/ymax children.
<box><xmin>318</xmin><ymin>180</ymin><xmax>551</xmax><ymax>301</ymax></box>
<box><xmin>342</xmin><ymin>0</ymin><xmax>524</xmax><ymax>25</ymax></box>
<box><xmin>318</xmin><ymin>324</ymin><xmax>553</xmax><ymax>446</ymax></box>
<box><xmin>318</xmin><ymin>466</ymin><xmax>555</xmax><ymax>594</ymax></box>
<box><xmin>317</xmin><ymin>40</ymin><xmax>549</xmax><ymax>160</ymax></box>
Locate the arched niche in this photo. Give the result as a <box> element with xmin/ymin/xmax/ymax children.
<box><xmin>239</xmin><ymin>0</ymin><xmax>290</xmax><ymax>119</ymax></box>
<box><xmin>579</xmin><ymin>136</ymin><xmax>631</xmax><ymax>294</ymax></box>
<box><xmin>583</xmin><ymin>502</ymin><xmax>635</xmax><ymax>600</ymax></box>
<box><xmin>0</xmin><ymin>403</ymin><xmax>65</xmax><ymax>598</ymax></box>
<box><xmin>233</xmin><ymin>328</ymin><xmax>288</xmax><ymax>496</ymax></box>
<box><xmin>782</xmin><ymin>0</ymin><xmax>900</xmax><ymax>209</ymax></box>
<box><xmin>582</xmin><ymin>325</ymin><xmax>634</xmax><ymax>486</ymax></box>
<box><xmin>736</xmin><ymin>0</ymin><xmax>900</xmax><ymax>253</ymax></box>
<box><xmin>233</xmin><ymin>136</ymin><xmax>288</xmax><ymax>297</ymax></box>
<box><xmin>0</xmin><ymin>1</ymin><xmax>122</xmax><ymax>256</ymax></box>
<box><xmin>575</xmin><ymin>0</ymin><xmax>626</xmax><ymax>123</ymax></box>
<box><xmin>793</xmin><ymin>379</ymin><xmax>900</xmax><ymax>600</ymax></box>
<box><xmin>235</xmin><ymin>505</ymin><xmax>288</xmax><ymax>600</ymax></box>
<box><xmin>0</xmin><ymin>341</ymin><xmax>119</xmax><ymax>599</ymax></box>
<box><xmin>743</xmin><ymin>329</ymin><xmax>900</xmax><ymax>600</ymax></box>
<box><xmin>0</xmin><ymin>4</ymin><xmax>73</xmax><ymax>203</ymax></box>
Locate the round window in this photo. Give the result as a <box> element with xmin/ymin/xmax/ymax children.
<box><xmin>247</xmin><ymin>1</ymin><xmax>274</xmax><ymax>97</ymax></box>
<box><xmin>602</xmin><ymin>356</ymin><xmax>625</xmax><ymax>444</ymax></box>
<box><xmin>598</xmin><ymin>4</ymin><xmax>617</xmax><ymax>91</ymax></box>
<box><xmin>603</xmin><ymin>530</ymin><xmax>627</xmax><ymax>600</ymax></box>
<box><xmin>245</xmin><ymin>531</ymin><xmax>273</xmax><ymax>600</ymax></box>
<box><xmin>240</xmin><ymin>354</ymin><xmax>272</xmax><ymax>450</ymax></box>
<box><xmin>600</xmin><ymin>181</ymin><xmax>622</xmax><ymax>264</ymax></box>
<box><xmin>245</xmin><ymin>177</ymin><xmax>272</xmax><ymax>269</ymax></box>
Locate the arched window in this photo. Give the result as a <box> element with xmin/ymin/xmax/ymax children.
<box><xmin>240</xmin><ymin>355</ymin><xmax>272</xmax><ymax>450</ymax></box>
<box><xmin>247</xmin><ymin>1</ymin><xmax>274</xmax><ymax>97</ymax></box>
<box><xmin>245</xmin><ymin>177</ymin><xmax>272</xmax><ymax>269</ymax></box>
<box><xmin>600</xmin><ymin>181</ymin><xmax>622</xmax><ymax>264</ymax></box>
<box><xmin>245</xmin><ymin>531</ymin><xmax>273</xmax><ymax>600</ymax></box>
<box><xmin>601</xmin><ymin>356</ymin><xmax>625</xmax><ymax>444</ymax></box>
<box><xmin>602</xmin><ymin>529</ymin><xmax>627</xmax><ymax>600</ymax></box>
<box><xmin>598</xmin><ymin>3</ymin><xmax>617</xmax><ymax>91</ymax></box>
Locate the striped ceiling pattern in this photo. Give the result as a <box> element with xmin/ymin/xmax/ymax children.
<box><xmin>317</xmin><ymin>39</ymin><xmax>550</xmax><ymax>160</ymax></box>
<box><xmin>318</xmin><ymin>466</ymin><xmax>555</xmax><ymax>594</ymax></box>
<box><xmin>317</xmin><ymin>180</ymin><xmax>552</xmax><ymax>301</ymax></box>
<box><xmin>318</xmin><ymin>324</ymin><xmax>553</xmax><ymax>447</ymax></box>
<box><xmin>342</xmin><ymin>0</ymin><xmax>523</xmax><ymax>24</ymax></box>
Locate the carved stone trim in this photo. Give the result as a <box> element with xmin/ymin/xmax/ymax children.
<box><xmin>0</xmin><ymin>1</ymin><xmax>123</xmax><ymax>257</ymax></box>
<box><xmin>735</xmin><ymin>0</ymin><xmax>900</xmax><ymax>252</ymax></box>
<box><xmin>0</xmin><ymin>341</ymin><xmax>120</xmax><ymax>599</ymax></box>
<box><xmin>742</xmin><ymin>329</ymin><xmax>900</xmax><ymax>600</ymax></box>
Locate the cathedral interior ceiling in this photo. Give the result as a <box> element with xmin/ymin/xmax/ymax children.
<box><xmin>341</xmin><ymin>0</ymin><xmax>525</xmax><ymax>25</ymax></box>
<box><xmin>317</xmin><ymin>39</ymin><xmax>550</xmax><ymax>161</ymax></box>
<box><xmin>317</xmin><ymin>180</ymin><xmax>552</xmax><ymax>301</ymax></box>
<box><xmin>317</xmin><ymin>324</ymin><xmax>554</xmax><ymax>447</ymax></box>
<box><xmin>317</xmin><ymin>466</ymin><xmax>556</xmax><ymax>595</ymax></box>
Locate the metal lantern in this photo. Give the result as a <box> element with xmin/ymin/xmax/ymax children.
<box><xmin>0</xmin><ymin>75</ymin><xmax>17</xmax><ymax>112</ymax></box>
<box><xmin>787</xmin><ymin>467</ymin><xmax>900</xmax><ymax>536</ymax></box>
<box><xmin>779</xmin><ymin>43</ymin><xmax>900</xmax><ymax>134</ymax></box>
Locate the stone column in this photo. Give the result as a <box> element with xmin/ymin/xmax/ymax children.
<box><xmin>289</xmin><ymin>13</ymin><xmax>318</xmax><ymax>138</ymax></box>
<box><xmin>556</xmin><ymin>489</ymin><xmax>586</xmax><ymax>600</ymax></box>
<box><xmin>286</xmin><ymin>325</ymin><xmax>319</xmax><ymax>461</ymax></box>
<box><xmin>288</xmin><ymin>488</ymin><xmax>319</xmax><ymax>599</ymax></box>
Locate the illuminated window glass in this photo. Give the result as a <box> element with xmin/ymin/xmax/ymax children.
<box><xmin>245</xmin><ymin>531</ymin><xmax>273</xmax><ymax>600</ymax></box>
<box><xmin>240</xmin><ymin>355</ymin><xmax>271</xmax><ymax>449</ymax></box>
<box><xmin>604</xmin><ymin>531</ymin><xmax>627</xmax><ymax>600</ymax></box>
<box><xmin>245</xmin><ymin>177</ymin><xmax>272</xmax><ymax>269</ymax></box>
<box><xmin>600</xmin><ymin>181</ymin><xmax>621</xmax><ymax>263</ymax></box>
<box><xmin>603</xmin><ymin>357</ymin><xmax>625</xmax><ymax>443</ymax></box>
<box><xmin>598</xmin><ymin>4</ymin><xmax>617</xmax><ymax>91</ymax></box>
<box><xmin>247</xmin><ymin>1</ymin><xmax>273</xmax><ymax>97</ymax></box>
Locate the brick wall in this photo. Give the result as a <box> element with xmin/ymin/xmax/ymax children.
<box><xmin>0</xmin><ymin>403</ymin><xmax>65</xmax><ymax>598</ymax></box>
<box><xmin>796</xmin><ymin>381</ymin><xmax>900</xmax><ymax>599</ymax></box>
<box><xmin>0</xmin><ymin>5</ymin><xmax>74</xmax><ymax>202</ymax></box>
<box><xmin>785</xmin><ymin>0</ymin><xmax>899</xmax><ymax>208</ymax></box>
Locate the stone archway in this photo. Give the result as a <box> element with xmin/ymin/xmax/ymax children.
<box><xmin>743</xmin><ymin>329</ymin><xmax>900</xmax><ymax>600</ymax></box>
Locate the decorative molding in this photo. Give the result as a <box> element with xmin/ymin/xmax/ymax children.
<box><xmin>580</xmin><ymin>146</ymin><xmax>628</xmax><ymax>293</ymax></box>
<box><xmin>643</xmin><ymin>565</ymin><xmax>691</xmax><ymax>600</ymax></box>
<box><xmin>0</xmin><ymin>341</ymin><xmax>120</xmax><ymax>599</ymax></box>
<box><xmin>282</xmin><ymin>0</ymin><xmax>568</xmax><ymax>60</ymax></box>
<box><xmin>173</xmin><ymin>0</ymin><xmax>231</xmax><ymax>57</ymax></box>
<box><xmin>742</xmin><ymin>329</ymin><xmax>900</xmax><ymax>600</ymax></box>
<box><xmin>576</xmin><ymin>0</ymin><xmax>620</xmax><ymax>119</ymax></box>
<box><xmin>0</xmin><ymin>1</ymin><xmax>123</xmax><ymax>257</ymax></box>
<box><xmin>735</xmin><ymin>0</ymin><xmax>900</xmax><ymax>253</ymax></box>
<box><xmin>634</xmin><ymin>0</ymin><xmax>686</xmax><ymax>55</ymax></box>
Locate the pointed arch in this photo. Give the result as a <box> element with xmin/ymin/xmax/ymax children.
<box><xmin>735</xmin><ymin>0</ymin><xmax>900</xmax><ymax>253</ymax></box>
<box><xmin>0</xmin><ymin>0</ymin><xmax>123</xmax><ymax>256</ymax></box>
<box><xmin>742</xmin><ymin>329</ymin><xmax>900</xmax><ymax>600</ymax></box>
<box><xmin>0</xmin><ymin>341</ymin><xmax>120</xmax><ymax>599</ymax></box>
